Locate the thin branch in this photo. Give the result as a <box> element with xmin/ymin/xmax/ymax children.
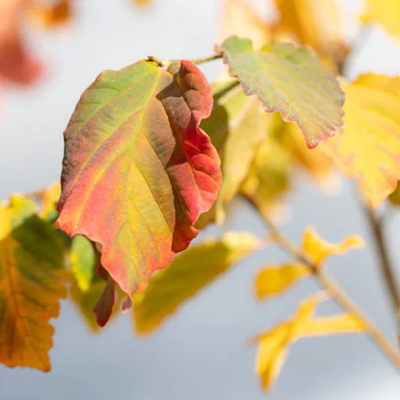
<box><xmin>244</xmin><ymin>196</ymin><xmax>400</xmax><ymax>370</ymax></box>
<box><xmin>147</xmin><ymin>54</ymin><xmax>223</xmax><ymax>67</ymax></box>
<box><xmin>363</xmin><ymin>205</ymin><xmax>400</xmax><ymax>329</ymax></box>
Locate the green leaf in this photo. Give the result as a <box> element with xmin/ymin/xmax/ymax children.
<box><xmin>218</xmin><ymin>36</ymin><xmax>344</xmax><ymax>148</ymax></box>
<box><xmin>70</xmin><ymin>235</ymin><xmax>96</xmax><ymax>292</ymax></box>
<box><xmin>198</xmin><ymin>79</ymin><xmax>268</xmax><ymax>226</ymax></box>
<box><xmin>0</xmin><ymin>195</ymin><xmax>67</xmax><ymax>371</ymax></box>
<box><xmin>133</xmin><ymin>232</ymin><xmax>262</xmax><ymax>334</ymax></box>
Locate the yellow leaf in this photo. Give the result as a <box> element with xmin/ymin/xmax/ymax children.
<box><xmin>254</xmin><ymin>295</ymin><xmax>365</xmax><ymax>391</ymax></box>
<box><xmin>133</xmin><ymin>232</ymin><xmax>261</xmax><ymax>335</ymax></box>
<box><xmin>255</xmin><ymin>264</ymin><xmax>309</xmax><ymax>300</ymax></box>
<box><xmin>282</xmin><ymin>121</ymin><xmax>335</xmax><ymax>187</ymax></box>
<box><xmin>40</xmin><ymin>182</ymin><xmax>61</xmax><ymax>220</ymax></box>
<box><xmin>302</xmin><ymin>227</ymin><xmax>364</xmax><ymax>267</ymax></box>
<box><xmin>365</xmin><ymin>0</ymin><xmax>400</xmax><ymax>40</ymax></box>
<box><xmin>255</xmin><ymin>229</ymin><xmax>362</xmax><ymax>300</ymax></box>
<box><xmin>0</xmin><ymin>195</ymin><xmax>67</xmax><ymax>371</ymax></box>
<box><xmin>220</xmin><ymin>0</ymin><xmax>272</xmax><ymax>49</ymax></box>
<box><xmin>255</xmin><ymin>322</ymin><xmax>291</xmax><ymax>390</ymax></box>
<box><xmin>272</xmin><ymin>0</ymin><xmax>346</xmax><ymax>71</ymax></box>
<box><xmin>298</xmin><ymin>314</ymin><xmax>366</xmax><ymax>337</ymax></box>
<box><xmin>323</xmin><ymin>74</ymin><xmax>400</xmax><ymax>207</ymax></box>
<box><xmin>240</xmin><ymin>113</ymin><xmax>292</xmax><ymax>215</ymax></box>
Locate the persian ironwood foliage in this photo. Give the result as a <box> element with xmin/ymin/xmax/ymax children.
<box><xmin>3</xmin><ymin>0</ymin><xmax>400</xmax><ymax>397</ymax></box>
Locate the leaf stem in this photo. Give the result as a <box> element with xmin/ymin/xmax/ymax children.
<box><xmin>147</xmin><ymin>54</ymin><xmax>223</xmax><ymax>68</ymax></box>
<box><xmin>363</xmin><ymin>205</ymin><xmax>400</xmax><ymax>329</ymax></box>
<box><xmin>187</xmin><ymin>54</ymin><xmax>223</xmax><ymax>65</ymax></box>
<box><xmin>244</xmin><ymin>196</ymin><xmax>400</xmax><ymax>370</ymax></box>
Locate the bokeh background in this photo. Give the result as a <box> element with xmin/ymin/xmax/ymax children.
<box><xmin>2</xmin><ymin>0</ymin><xmax>400</xmax><ymax>398</ymax></box>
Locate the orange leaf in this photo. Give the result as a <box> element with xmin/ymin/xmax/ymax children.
<box><xmin>0</xmin><ymin>195</ymin><xmax>67</xmax><ymax>371</ymax></box>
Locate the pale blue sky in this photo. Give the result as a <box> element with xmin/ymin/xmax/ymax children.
<box><xmin>1</xmin><ymin>0</ymin><xmax>400</xmax><ymax>399</ymax></box>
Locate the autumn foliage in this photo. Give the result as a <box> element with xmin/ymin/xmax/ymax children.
<box><xmin>2</xmin><ymin>0</ymin><xmax>400</xmax><ymax>395</ymax></box>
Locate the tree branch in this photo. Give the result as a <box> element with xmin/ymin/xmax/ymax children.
<box><xmin>244</xmin><ymin>196</ymin><xmax>400</xmax><ymax>370</ymax></box>
<box><xmin>363</xmin><ymin>205</ymin><xmax>400</xmax><ymax>329</ymax></box>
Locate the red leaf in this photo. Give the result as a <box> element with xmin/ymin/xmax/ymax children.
<box><xmin>56</xmin><ymin>60</ymin><xmax>221</xmax><ymax>304</ymax></box>
<box><xmin>0</xmin><ymin>0</ymin><xmax>42</xmax><ymax>85</ymax></box>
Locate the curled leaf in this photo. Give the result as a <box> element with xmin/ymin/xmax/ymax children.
<box><xmin>56</xmin><ymin>60</ymin><xmax>221</xmax><ymax>304</ymax></box>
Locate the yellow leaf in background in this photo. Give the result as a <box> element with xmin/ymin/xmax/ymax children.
<box><xmin>365</xmin><ymin>0</ymin><xmax>400</xmax><ymax>40</ymax></box>
<box><xmin>220</xmin><ymin>0</ymin><xmax>272</xmax><ymax>49</ymax></box>
<box><xmin>256</xmin><ymin>322</ymin><xmax>291</xmax><ymax>390</ymax></box>
<box><xmin>282</xmin><ymin>121</ymin><xmax>335</xmax><ymax>188</ymax></box>
<box><xmin>133</xmin><ymin>232</ymin><xmax>261</xmax><ymax>335</ymax></box>
<box><xmin>69</xmin><ymin>235</ymin><xmax>96</xmax><ymax>292</ymax></box>
<box><xmin>198</xmin><ymin>78</ymin><xmax>269</xmax><ymax>227</ymax></box>
<box><xmin>254</xmin><ymin>228</ymin><xmax>362</xmax><ymax>301</ymax></box>
<box><xmin>254</xmin><ymin>295</ymin><xmax>365</xmax><ymax>391</ymax></box>
<box><xmin>389</xmin><ymin>181</ymin><xmax>400</xmax><ymax>206</ymax></box>
<box><xmin>323</xmin><ymin>74</ymin><xmax>400</xmax><ymax>208</ymax></box>
<box><xmin>28</xmin><ymin>0</ymin><xmax>71</xmax><ymax>28</ymax></box>
<box><xmin>240</xmin><ymin>113</ymin><xmax>292</xmax><ymax>216</ymax></box>
<box><xmin>0</xmin><ymin>195</ymin><xmax>67</xmax><ymax>371</ymax></box>
<box><xmin>299</xmin><ymin>314</ymin><xmax>366</xmax><ymax>337</ymax></box>
<box><xmin>272</xmin><ymin>0</ymin><xmax>346</xmax><ymax>72</ymax></box>
<box><xmin>255</xmin><ymin>264</ymin><xmax>309</xmax><ymax>299</ymax></box>
<box><xmin>302</xmin><ymin>227</ymin><xmax>364</xmax><ymax>267</ymax></box>
<box><xmin>40</xmin><ymin>182</ymin><xmax>61</xmax><ymax>220</ymax></box>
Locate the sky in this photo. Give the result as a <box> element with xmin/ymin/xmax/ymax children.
<box><xmin>1</xmin><ymin>0</ymin><xmax>400</xmax><ymax>399</ymax></box>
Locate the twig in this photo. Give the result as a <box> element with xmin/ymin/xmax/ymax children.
<box><xmin>363</xmin><ymin>205</ymin><xmax>400</xmax><ymax>330</ymax></box>
<box><xmin>147</xmin><ymin>54</ymin><xmax>222</xmax><ymax>67</ymax></box>
<box><xmin>244</xmin><ymin>196</ymin><xmax>400</xmax><ymax>370</ymax></box>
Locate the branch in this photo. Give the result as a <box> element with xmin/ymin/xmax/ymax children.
<box><xmin>147</xmin><ymin>54</ymin><xmax>222</xmax><ymax>67</ymax></box>
<box><xmin>363</xmin><ymin>205</ymin><xmax>400</xmax><ymax>328</ymax></box>
<box><xmin>244</xmin><ymin>196</ymin><xmax>400</xmax><ymax>370</ymax></box>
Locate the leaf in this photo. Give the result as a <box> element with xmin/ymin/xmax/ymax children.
<box><xmin>93</xmin><ymin>274</ymin><xmax>115</xmax><ymax>327</ymax></box>
<box><xmin>280</xmin><ymin>120</ymin><xmax>335</xmax><ymax>186</ymax></box>
<box><xmin>255</xmin><ymin>264</ymin><xmax>309</xmax><ymax>299</ymax></box>
<box><xmin>220</xmin><ymin>0</ymin><xmax>272</xmax><ymax>49</ymax></box>
<box><xmin>255</xmin><ymin>228</ymin><xmax>363</xmax><ymax>300</ymax></box>
<box><xmin>69</xmin><ymin>276</ymin><xmax>124</xmax><ymax>332</ymax></box>
<box><xmin>40</xmin><ymin>182</ymin><xmax>61</xmax><ymax>221</ymax></box>
<box><xmin>272</xmin><ymin>0</ymin><xmax>346</xmax><ymax>71</ymax></box>
<box><xmin>240</xmin><ymin>113</ymin><xmax>293</xmax><ymax>215</ymax></box>
<box><xmin>254</xmin><ymin>295</ymin><xmax>365</xmax><ymax>390</ymax></box>
<box><xmin>70</xmin><ymin>235</ymin><xmax>96</xmax><ymax>292</ymax></box>
<box><xmin>133</xmin><ymin>232</ymin><xmax>261</xmax><ymax>335</ymax></box>
<box><xmin>389</xmin><ymin>181</ymin><xmax>400</xmax><ymax>206</ymax></box>
<box><xmin>0</xmin><ymin>195</ymin><xmax>67</xmax><ymax>371</ymax></box>
<box><xmin>218</xmin><ymin>36</ymin><xmax>344</xmax><ymax>149</ymax></box>
<box><xmin>0</xmin><ymin>0</ymin><xmax>42</xmax><ymax>85</ymax></box>
<box><xmin>323</xmin><ymin>74</ymin><xmax>400</xmax><ymax>207</ymax></box>
<box><xmin>302</xmin><ymin>227</ymin><xmax>364</xmax><ymax>267</ymax></box>
<box><xmin>56</xmin><ymin>60</ymin><xmax>222</xmax><ymax>302</ymax></box>
<box><xmin>198</xmin><ymin>78</ymin><xmax>268</xmax><ymax>225</ymax></box>
<box><xmin>365</xmin><ymin>0</ymin><xmax>400</xmax><ymax>40</ymax></box>
<box><xmin>28</xmin><ymin>0</ymin><xmax>72</xmax><ymax>28</ymax></box>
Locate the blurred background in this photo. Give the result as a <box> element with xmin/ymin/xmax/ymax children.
<box><xmin>1</xmin><ymin>0</ymin><xmax>400</xmax><ymax>398</ymax></box>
